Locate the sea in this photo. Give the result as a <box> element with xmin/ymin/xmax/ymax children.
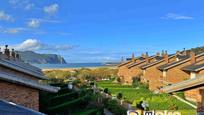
<box><xmin>32</xmin><ymin>63</ymin><xmax>106</xmax><ymax>69</ymax></box>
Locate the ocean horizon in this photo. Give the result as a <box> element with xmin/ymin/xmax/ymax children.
<box><xmin>32</xmin><ymin>63</ymin><xmax>106</xmax><ymax>69</ymax></box>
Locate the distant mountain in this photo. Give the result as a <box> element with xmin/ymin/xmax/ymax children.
<box><xmin>18</xmin><ymin>51</ymin><xmax>67</xmax><ymax>64</ymax></box>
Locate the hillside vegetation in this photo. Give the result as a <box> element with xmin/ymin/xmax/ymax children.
<box><xmin>43</xmin><ymin>68</ymin><xmax>118</xmax><ymax>83</ymax></box>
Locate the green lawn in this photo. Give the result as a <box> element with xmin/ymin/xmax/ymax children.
<box><xmin>97</xmin><ymin>81</ymin><xmax>196</xmax><ymax>114</ymax></box>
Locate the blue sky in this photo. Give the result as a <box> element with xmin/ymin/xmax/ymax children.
<box><xmin>1</xmin><ymin>0</ymin><xmax>204</xmax><ymax>63</ymax></box>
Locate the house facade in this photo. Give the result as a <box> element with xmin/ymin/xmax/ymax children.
<box><xmin>181</xmin><ymin>60</ymin><xmax>204</xmax><ymax>102</ymax></box>
<box><xmin>158</xmin><ymin>51</ymin><xmax>204</xmax><ymax>102</ymax></box>
<box><xmin>127</xmin><ymin>53</ymin><xmax>159</xmax><ymax>82</ymax></box>
<box><xmin>160</xmin><ymin>75</ymin><xmax>204</xmax><ymax>113</ymax></box>
<box><xmin>0</xmin><ymin>45</ymin><xmax>60</xmax><ymax>111</ymax></box>
<box><xmin>117</xmin><ymin>53</ymin><xmax>139</xmax><ymax>84</ymax></box>
<box><xmin>140</xmin><ymin>52</ymin><xmax>177</xmax><ymax>91</ymax></box>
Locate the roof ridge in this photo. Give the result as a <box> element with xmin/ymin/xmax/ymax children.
<box><xmin>158</xmin><ymin>52</ymin><xmax>204</xmax><ymax>70</ymax></box>
<box><xmin>0</xmin><ymin>58</ymin><xmax>47</xmax><ymax>80</ymax></box>
<box><xmin>0</xmin><ymin>72</ymin><xmax>60</xmax><ymax>93</ymax></box>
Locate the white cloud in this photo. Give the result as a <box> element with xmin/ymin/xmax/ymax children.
<box><xmin>14</xmin><ymin>39</ymin><xmax>42</xmax><ymax>51</ymax></box>
<box><xmin>9</xmin><ymin>0</ymin><xmax>35</xmax><ymax>10</ymax></box>
<box><xmin>27</xmin><ymin>18</ymin><xmax>60</xmax><ymax>28</ymax></box>
<box><xmin>161</xmin><ymin>13</ymin><xmax>194</xmax><ymax>20</ymax></box>
<box><xmin>0</xmin><ymin>10</ymin><xmax>14</xmax><ymax>22</ymax></box>
<box><xmin>27</xmin><ymin>19</ymin><xmax>40</xmax><ymax>28</ymax></box>
<box><xmin>0</xmin><ymin>26</ymin><xmax>25</xmax><ymax>34</ymax></box>
<box><xmin>12</xmin><ymin>39</ymin><xmax>74</xmax><ymax>51</ymax></box>
<box><xmin>44</xmin><ymin>4</ymin><xmax>59</xmax><ymax>16</ymax></box>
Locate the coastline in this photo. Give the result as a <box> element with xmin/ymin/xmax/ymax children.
<box><xmin>42</xmin><ymin>66</ymin><xmax>117</xmax><ymax>71</ymax></box>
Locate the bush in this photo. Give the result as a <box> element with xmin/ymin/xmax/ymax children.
<box><xmin>105</xmin><ymin>99</ymin><xmax>127</xmax><ymax>115</ymax></box>
<box><xmin>117</xmin><ymin>93</ymin><xmax>123</xmax><ymax>99</ymax></box>
<box><xmin>104</xmin><ymin>88</ymin><xmax>109</xmax><ymax>93</ymax></box>
<box><xmin>90</xmin><ymin>82</ymin><xmax>95</xmax><ymax>86</ymax></box>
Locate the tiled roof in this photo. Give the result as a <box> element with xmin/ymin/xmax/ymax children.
<box><xmin>0</xmin><ymin>72</ymin><xmax>60</xmax><ymax>93</ymax></box>
<box><xmin>0</xmin><ymin>99</ymin><xmax>44</xmax><ymax>115</ymax></box>
<box><xmin>161</xmin><ymin>75</ymin><xmax>204</xmax><ymax>93</ymax></box>
<box><xmin>0</xmin><ymin>57</ymin><xmax>47</xmax><ymax>80</ymax></box>
<box><xmin>118</xmin><ymin>60</ymin><xmax>132</xmax><ymax>67</ymax></box>
<box><xmin>140</xmin><ymin>59</ymin><xmax>164</xmax><ymax>69</ymax></box>
<box><xmin>127</xmin><ymin>60</ymin><xmax>146</xmax><ymax>68</ymax></box>
<box><xmin>182</xmin><ymin>63</ymin><xmax>204</xmax><ymax>72</ymax></box>
<box><xmin>157</xmin><ymin>53</ymin><xmax>204</xmax><ymax>71</ymax></box>
<box><xmin>127</xmin><ymin>55</ymin><xmax>156</xmax><ymax>68</ymax></box>
<box><xmin>157</xmin><ymin>57</ymin><xmax>189</xmax><ymax>71</ymax></box>
<box><xmin>137</xmin><ymin>57</ymin><xmax>146</xmax><ymax>60</ymax></box>
<box><xmin>118</xmin><ymin>56</ymin><xmax>146</xmax><ymax>67</ymax></box>
<box><xmin>177</xmin><ymin>55</ymin><xmax>189</xmax><ymax>60</ymax></box>
<box><xmin>154</xmin><ymin>55</ymin><xmax>163</xmax><ymax>60</ymax></box>
<box><xmin>140</xmin><ymin>54</ymin><xmax>175</xmax><ymax>69</ymax></box>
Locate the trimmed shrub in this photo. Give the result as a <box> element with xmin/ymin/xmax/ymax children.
<box><xmin>117</xmin><ymin>93</ymin><xmax>123</xmax><ymax>99</ymax></box>
<box><xmin>104</xmin><ymin>88</ymin><xmax>109</xmax><ymax>94</ymax></box>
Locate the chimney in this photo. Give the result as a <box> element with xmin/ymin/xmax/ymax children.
<box><xmin>11</xmin><ymin>49</ymin><xmax>16</xmax><ymax>59</ymax></box>
<box><xmin>16</xmin><ymin>51</ymin><xmax>20</xmax><ymax>60</ymax></box>
<box><xmin>183</xmin><ymin>48</ymin><xmax>187</xmax><ymax>55</ymax></box>
<box><xmin>121</xmin><ymin>57</ymin><xmax>124</xmax><ymax>62</ymax></box>
<box><xmin>165</xmin><ymin>50</ymin><xmax>167</xmax><ymax>54</ymax></box>
<box><xmin>145</xmin><ymin>52</ymin><xmax>150</xmax><ymax>63</ymax></box>
<box><xmin>176</xmin><ymin>51</ymin><xmax>181</xmax><ymax>55</ymax></box>
<box><xmin>190</xmin><ymin>51</ymin><xmax>196</xmax><ymax>64</ymax></box>
<box><xmin>132</xmin><ymin>53</ymin><xmax>136</xmax><ymax>62</ymax></box>
<box><xmin>141</xmin><ymin>53</ymin><xmax>146</xmax><ymax>58</ymax></box>
<box><xmin>164</xmin><ymin>51</ymin><xmax>169</xmax><ymax>63</ymax></box>
<box><xmin>161</xmin><ymin>50</ymin><xmax>165</xmax><ymax>57</ymax></box>
<box><xmin>156</xmin><ymin>52</ymin><xmax>160</xmax><ymax>56</ymax></box>
<box><xmin>174</xmin><ymin>52</ymin><xmax>179</xmax><ymax>61</ymax></box>
<box><xmin>4</xmin><ymin>45</ymin><xmax>10</xmax><ymax>59</ymax></box>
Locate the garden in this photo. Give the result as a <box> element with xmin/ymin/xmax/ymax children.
<box><xmin>42</xmin><ymin>68</ymin><xmax>197</xmax><ymax>114</ymax></box>
<box><xmin>97</xmin><ymin>80</ymin><xmax>197</xmax><ymax>114</ymax></box>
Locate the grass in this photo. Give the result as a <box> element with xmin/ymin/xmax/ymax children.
<box><xmin>47</xmin><ymin>95</ymin><xmax>87</xmax><ymax>111</ymax></box>
<box><xmin>97</xmin><ymin>81</ymin><xmax>196</xmax><ymax>114</ymax></box>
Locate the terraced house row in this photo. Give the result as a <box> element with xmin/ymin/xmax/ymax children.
<box><xmin>118</xmin><ymin>50</ymin><xmax>204</xmax><ymax>112</ymax></box>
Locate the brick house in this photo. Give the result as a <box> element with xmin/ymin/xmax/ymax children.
<box><xmin>160</xmin><ymin>75</ymin><xmax>204</xmax><ymax>114</ymax></box>
<box><xmin>0</xmin><ymin>45</ymin><xmax>60</xmax><ymax>112</ymax></box>
<box><xmin>158</xmin><ymin>51</ymin><xmax>204</xmax><ymax>102</ymax></box>
<box><xmin>118</xmin><ymin>53</ymin><xmax>154</xmax><ymax>84</ymax></box>
<box><xmin>140</xmin><ymin>52</ymin><xmax>177</xmax><ymax>91</ymax></box>
<box><xmin>127</xmin><ymin>53</ymin><xmax>161</xmax><ymax>83</ymax></box>
<box><xmin>117</xmin><ymin>53</ymin><xmax>138</xmax><ymax>84</ymax></box>
<box><xmin>180</xmin><ymin>59</ymin><xmax>204</xmax><ymax>102</ymax></box>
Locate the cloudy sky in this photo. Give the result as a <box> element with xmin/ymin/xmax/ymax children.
<box><xmin>1</xmin><ymin>0</ymin><xmax>204</xmax><ymax>63</ymax></box>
